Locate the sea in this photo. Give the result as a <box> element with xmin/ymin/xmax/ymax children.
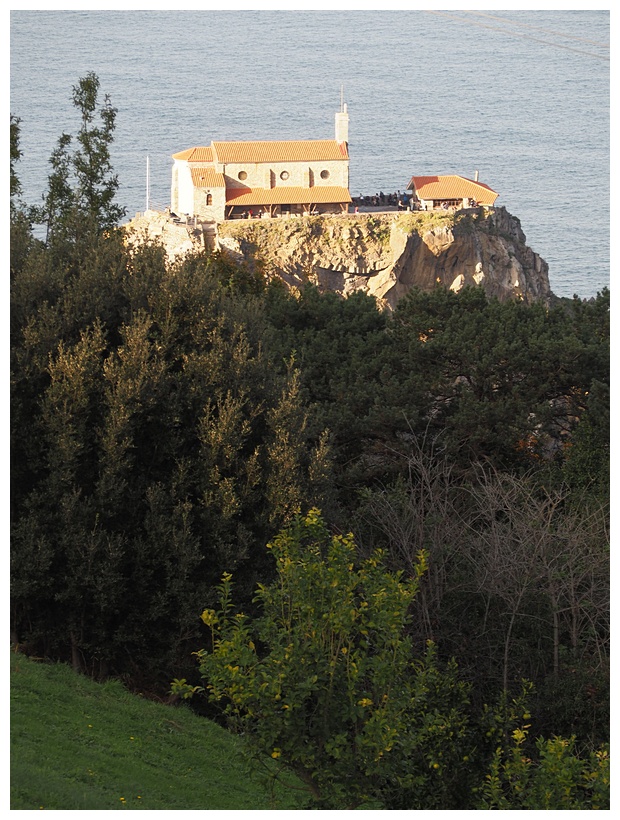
<box><xmin>9</xmin><ymin>8</ymin><xmax>610</xmax><ymax>300</ymax></box>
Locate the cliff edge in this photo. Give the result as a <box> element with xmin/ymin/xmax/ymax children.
<box><xmin>124</xmin><ymin>207</ymin><xmax>551</xmax><ymax>308</ymax></box>
<box><xmin>217</xmin><ymin>207</ymin><xmax>550</xmax><ymax>308</ymax></box>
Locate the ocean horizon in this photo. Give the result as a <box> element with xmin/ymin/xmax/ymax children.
<box><xmin>10</xmin><ymin>9</ymin><xmax>609</xmax><ymax>299</ymax></box>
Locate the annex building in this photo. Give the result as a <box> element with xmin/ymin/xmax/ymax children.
<box><xmin>171</xmin><ymin>107</ymin><xmax>351</xmax><ymax>222</ymax></box>
<box><xmin>407</xmin><ymin>174</ymin><xmax>499</xmax><ymax>211</ymax></box>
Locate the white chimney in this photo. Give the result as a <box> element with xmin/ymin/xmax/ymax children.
<box><xmin>335</xmin><ymin>102</ymin><xmax>349</xmax><ymax>145</ymax></box>
<box><xmin>474</xmin><ymin>170</ymin><xmax>479</xmax><ymax>182</ymax></box>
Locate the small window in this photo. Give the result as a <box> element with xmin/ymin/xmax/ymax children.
<box><xmin>238</xmin><ymin>171</ymin><xmax>247</xmax><ymax>181</ymax></box>
<box><xmin>206</xmin><ymin>194</ymin><xmax>213</xmax><ymax>205</ymax></box>
<box><xmin>280</xmin><ymin>171</ymin><xmax>289</xmax><ymax>180</ymax></box>
<box><xmin>320</xmin><ymin>169</ymin><xmax>330</xmax><ymax>180</ymax></box>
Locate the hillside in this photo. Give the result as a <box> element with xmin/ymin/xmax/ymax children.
<box><xmin>11</xmin><ymin>69</ymin><xmax>608</xmax><ymax>813</ymax></box>
<box><xmin>10</xmin><ymin>652</ymin><xmax>306</xmax><ymax>811</ymax></box>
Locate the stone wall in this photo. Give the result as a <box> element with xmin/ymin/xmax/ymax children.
<box><xmin>222</xmin><ymin>158</ymin><xmax>349</xmax><ymax>191</ymax></box>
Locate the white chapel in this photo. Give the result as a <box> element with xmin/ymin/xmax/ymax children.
<box><xmin>170</xmin><ymin>106</ymin><xmax>351</xmax><ymax>222</ymax></box>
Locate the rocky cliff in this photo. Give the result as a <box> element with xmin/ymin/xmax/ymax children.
<box><xmin>124</xmin><ymin>207</ymin><xmax>551</xmax><ymax>308</ymax></box>
<box><xmin>123</xmin><ymin>209</ymin><xmax>209</xmax><ymax>261</ymax></box>
<box><xmin>217</xmin><ymin>207</ymin><xmax>550</xmax><ymax>308</ymax></box>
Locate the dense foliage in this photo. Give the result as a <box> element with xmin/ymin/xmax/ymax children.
<box><xmin>196</xmin><ymin>511</ymin><xmax>475</xmax><ymax>809</ymax></box>
<box><xmin>192</xmin><ymin>511</ymin><xmax>609</xmax><ymax>809</ymax></box>
<box><xmin>11</xmin><ymin>76</ymin><xmax>609</xmax><ymax>809</ymax></box>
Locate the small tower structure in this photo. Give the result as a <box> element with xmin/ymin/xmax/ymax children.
<box><xmin>335</xmin><ymin>87</ymin><xmax>349</xmax><ymax>147</ymax></box>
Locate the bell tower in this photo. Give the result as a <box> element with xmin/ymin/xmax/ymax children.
<box><xmin>335</xmin><ymin>86</ymin><xmax>349</xmax><ymax>146</ymax></box>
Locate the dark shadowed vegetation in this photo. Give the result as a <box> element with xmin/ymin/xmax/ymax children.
<box><xmin>11</xmin><ymin>76</ymin><xmax>609</xmax><ymax>809</ymax></box>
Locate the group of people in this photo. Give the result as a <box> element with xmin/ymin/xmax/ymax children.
<box><xmin>436</xmin><ymin>198</ymin><xmax>478</xmax><ymax>211</ymax></box>
<box><xmin>350</xmin><ymin>194</ymin><xmax>482</xmax><ymax>214</ymax></box>
<box><xmin>236</xmin><ymin>208</ymin><xmax>321</xmax><ymax>219</ymax></box>
<box><xmin>352</xmin><ymin>191</ymin><xmax>414</xmax><ymax>209</ymax></box>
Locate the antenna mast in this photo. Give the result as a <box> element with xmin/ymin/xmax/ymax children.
<box><xmin>340</xmin><ymin>84</ymin><xmax>344</xmax><ymax>112</ymax></box>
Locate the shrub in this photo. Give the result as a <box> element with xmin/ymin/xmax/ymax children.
<box><xmin>195</xmin><ymin>509</ymin><xmax>473</xmax><ymax>809</ymax></box>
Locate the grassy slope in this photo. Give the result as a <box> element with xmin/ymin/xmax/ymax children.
<box><xmin>10</xmin><ymin>652</ymin><xmax>307</xmax><ymax>810</ymax></box>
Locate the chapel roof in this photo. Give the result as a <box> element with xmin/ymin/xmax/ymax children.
<box><xmin>407</xmin><ymin>175</ymin><xmax>499</xmax><ymax>205</ymax></box>
<box><xmin>172</xmin><ymin>146</ymin><xmax>214</xmax><ymax>162</ymax></box>
<box><xmin>214</xmin><ymin>140</ymin><xmax>349</xmax><ymax>163</ymax></box>
<box><xmin>190</xmin><ymin>167</ymin><xmax>226</xmax><ymax>187</ymax></box>
<box><xmin>175</xmin><ymin>140</ymin><xmax>348</xmax><ymax>165</ymax></box>
<box><xmin>225</xmin><ymin>185</ymin><xmax>352</xmax><ymax>206</ymax></box>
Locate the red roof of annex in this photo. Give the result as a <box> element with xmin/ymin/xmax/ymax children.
<box><xmin>407</xmin><ymin>175</ymin><xmax>499</xmax><ymax>205</ymax></box>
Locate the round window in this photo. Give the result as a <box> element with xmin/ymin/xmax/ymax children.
<box><xmin>280</xmin><ymin>171</ymin><xmax>289</xmax><ymax>180</ymax></box>
<box><xmin>320</xmin><ymin>170</ymin><xmax>330</xmax><ymax>180</ymax></box>
<box><xmin>238</xmin><ymin>171</ymin><xmax>247</xmax><ymax>181</ymax></box>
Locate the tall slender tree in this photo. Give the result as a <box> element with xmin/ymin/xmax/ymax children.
<box><xmin>43</xmin><ymin>133</ymin><xmax>73</xmax><ymax>245</ymax></box>
<box><xmin>10</xmin><ymin>114</ymin><xmax>22</xmax><ymax>210</ymax></box>
<box><xmin>71</xmin><ymin>72</ymin><xmax>125</xmax><ymax>230</ymax></box>
<box><xmin>42</xmin><ymin>72</ymin><xmax>125</xmax><ymax>247</ymax></box>
<box><xmin>10</xmin><ymin>114</ymin><xmax>37</xmax><ymax>278</ymax></box>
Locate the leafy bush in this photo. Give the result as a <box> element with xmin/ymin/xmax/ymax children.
<box><xmin>196</xmin><ymin>509</ymin><xmax>473</xmax><ymax>809</ymax></box>
<box><xmin>479</xmin><ymin>726</ymin><xmax>609</xmax><ymax>809</ymax></box>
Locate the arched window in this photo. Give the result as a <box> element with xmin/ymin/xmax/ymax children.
<box><xmin>206</xmin><ymin>194</ymin><xmax>213</xmax><ymax>206</ymax></box>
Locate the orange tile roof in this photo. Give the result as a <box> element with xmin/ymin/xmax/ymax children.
<box><xmin>213</xmin><ymin>140</ymin><xmax>349</xmax><ymax>163</ymax></box>
<box><xmin>225</xmin><ymin>186</ymin><xmax>352</xmax><ymax>206</ymax></box>
<box><xmin>190</xmin><ymin>168</ymin><xmax>226</xmax><ymax>187</ymax></box>
<box><xmin>407</xmin><ymin>175</ymin><xmax>499</xmax><ymax>205</ymax></box>
<box><xmin>172</xmin><ymin>146</ymin><xmax>214</xmax><ymax>162</ymax></box>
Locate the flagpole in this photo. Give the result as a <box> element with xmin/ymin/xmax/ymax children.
<box><xmin>146</xmin><ymin>156</ymin><xmax>150</xmax><ymax>212</ymax></box>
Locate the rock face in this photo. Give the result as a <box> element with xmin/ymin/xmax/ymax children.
<box><xmin>124</xmin><ymin>207</ymin><xmax>551</xmax><ymax>308</ymax></box>
<box><xmin>216</xmin><ymin>207</ymin><xmax>551</xmax><ymax>308</ymax></box>
<box><xmin>123</xmin><ymin>210</ymin><xmax>207</xmax><ymax>260</ymax></box>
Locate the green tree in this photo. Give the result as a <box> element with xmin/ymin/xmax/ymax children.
<box><xmin>10</xmin><ymin>114</ymin><xmax>22</xmax><ymax>208</ymax></box>
<box><xmin>41</xmin><ymin>72</ymin><xmax>125</xmax><ymax>249</ymax></box>
<box><xmin>10</xmin><ymin>114</ymin><xmax>38</xmax><ymax>278</ymax></box>
<box><xmin>11</xmin><ymin>236</ymin><xmax>337</xmax><ymax>681</ymax></box>
<box><xmin>195</xmin><ymin>509</ymin><xmax>473</xmax><ymax>809</ymax></box>
<box><xmin>389</xmin><ymin>287</ymin><xmax>609</xmax><ymax>471</ymax></box>
<box><xmin>262</xmin><ymin>284</ymin><xmax>425</xmax><ymax>497</ymax></box>
<box><xmin>71</xmin><ymin>72</ymin><xmax>124</xmax><ymax>230</ymax></box>
<box><xmin>562</xmin><ymin>379</ymin><xmax>609</xmax><ymax>497</ymax></box>
<box><xmin>43</xmin><ymin>133</ymin><xmax>73</xmax><ymax>246</ymax></box>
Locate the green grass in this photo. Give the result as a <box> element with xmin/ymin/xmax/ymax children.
<box><xmin>10</xmin><ymin>651</ymin><xmax>309</xmax><ymax>810</ymax></box>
